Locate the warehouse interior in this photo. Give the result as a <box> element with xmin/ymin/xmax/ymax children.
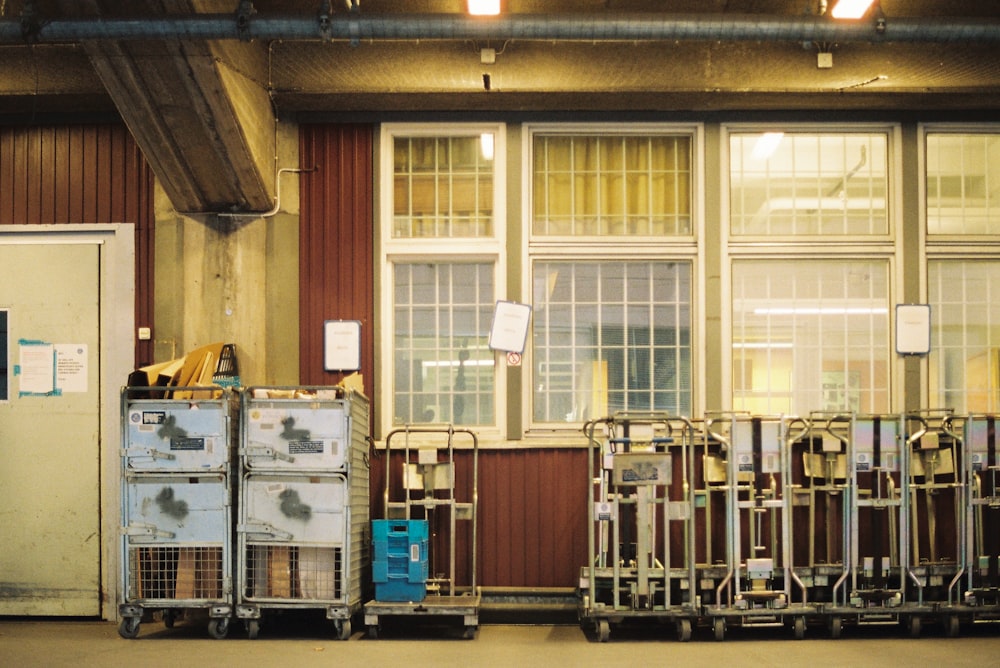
<box><xmin>2</xmin><ymin>0</ymin><xmax>1000</xmax><ymax>656</ymax></box>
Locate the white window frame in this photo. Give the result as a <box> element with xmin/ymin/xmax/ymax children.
<box><xmin>522</xmin><ymin>123</ymin><xmax>704</xmax><ymax>436</ymax></box>
<box><xmin>721</xmin><ymin>123</ymin><xmax>906</xmax><ymax>413</ymax></box>
<box><xmin>922</xmin><ymin>123</ymin><xmax>1000</xmax><ymax>413</ymax></box>
<box><xmin>378</xmin><ymin>123</ymin><xmax>507</xmax><ymax>441</ymax></box>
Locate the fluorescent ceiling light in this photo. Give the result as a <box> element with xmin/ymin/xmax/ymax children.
<box><xmin>733</xmin><ymin>342</ymin><xmax>794</xmax><ymax>349</ymax></box>
<box><xmin>468</xmin><ymin>0</ymin><xmax>500</xmax><ymax>15</ymax></box>
<box><xmin>831</xmin><ymin>0</ymin><xmax>875</xmax><ymax>19</ymax></box>
<box><xmin>753</xmin><ymin>307</ymin><xmax>888</xmax><ymax>315</ymax></box>
<box><xmin>751</xmin><ymin>132</ymin><xmax>784</xmax><ymax>160</ymax></box>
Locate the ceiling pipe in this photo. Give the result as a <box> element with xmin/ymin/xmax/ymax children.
<box><xmin>1</xmin><ymin>13</ymin><xmax>999</xmax><ymax>45</ymax></box>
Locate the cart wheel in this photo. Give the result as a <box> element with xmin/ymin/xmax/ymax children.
<box><xmin>945</xmin><ymin>615</ymin><xmax>960</xmax><ymax>638</ymax></box>
<box><xmin>118</xmin><ymin>616</ymin><xmax>140</xmax><ymax>639</ymax></box>
<box><xmin>463</xmin><ymin>625</ymin><xmax>477</xmax><ymax>640</ymax></box>
<box><xmin>793</xmin><ymin>616</ymin><xmax>806</xmax><ymax>640</ymax></box>
<box><xmin>907</xmin><ymin>615</ymin><xmax>921</xmax><ymax>639</ymax></box>
<box><xmin>336</xmin><ymin>619</ymin><xmax>352</xmax><ymax>641</ymax></box>
<box><xmin>713</xmin><ymin>617</ymin><xmax>725</xmax><ymax>642</ymax></box>
<box><xmin>162</xmin><ymin>610</ymin><xmax>177</xmax><ymax>629</ymax></box>
<box><xmin>676</xmin><ymin>618</ymin><xmax>692</xmax><ymax>642</ymax></box>
<box><xmin>596</xmin><ymin>619</ymin><xmax>610</xmax><ymax>643</ymax></box>
<box><xmin>246</xmin><ymin>619</ymin><xmax>260</xmax><ymax>640</ymax></box>
<box><xmin>367</xmin><ymin>624</ymin><xmax>380</xmax><ymax>639</ymax></box>
<box><xmin>208</xmin><ymin>617</ymin><xmax>230</xmax><ymax>640</ymax></box>
<box><xmin>829</xmin><ymin>616</ymin><xmax>842</xmax><ymax>639</ymax></box>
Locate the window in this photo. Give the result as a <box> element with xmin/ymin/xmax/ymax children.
<box><xmin>528</xmin><ymin>127</ymin><xmax>697</xmax><ymax>427</ymax></box>
<box><xmin>730</xmin><ymin>132</ymin><xmax>888</xmax><ymax>236</ymax></box>
<box><xmin>926</xmin><ymin>133</ymin><xmax>1000</xmax><ymax>235</ymax></box>
<box><xmin>532</xmin><ymin>261</ymin><xmax>691</xmax><ymax>422</ymax></box>
<box><xmin>732</xmin><ymin>260</ymin><xmax>891</xmax><ymax>415</ymax></box>
<box><xmin>928</xmin><ymin>261</ymin><xmax>1000</xmax><ymax>413</ymax></box>
<box><xmin>381</xmin><ymin>125</ymin><xmax>504</xmax><ymax>431</ymax></box>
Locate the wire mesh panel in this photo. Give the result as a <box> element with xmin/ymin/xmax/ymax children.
<box><xmin>126</xmin><ymin>546</ymin><xmax>226</xmax><ymax>602</ymax></box>
<box><xmin>243</xmin><ymin>545</ymin><xmax>344</xmax><ymax>603</ymax></box>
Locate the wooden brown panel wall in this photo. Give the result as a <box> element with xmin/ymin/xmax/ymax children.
<box><xmin>0</xmin><ymin>123</ymin><xmax>155</xmax><ymax>367</ymax></box>
<box><xmin>298</xmin><ymin>125</ymin><xmax>374</xmax><ymax>395</ymax></box>
<box><xmin>299</xmin><ymin>124</ymin><xmax>590</xmax><ymax>589</ymax></box>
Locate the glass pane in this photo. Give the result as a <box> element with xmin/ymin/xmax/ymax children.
<box><xmin>929</xmin><ymin>260</ymin><xmax>1000</xmax><ymax>412</ymax></box>
<box><xmin>531</xmin><ymin>260</ymin><xmax>692</xmax><ymax>423</ymax></box>
<box><xmin>393</xmin><ymin>262</ymin><xmax>495</xmax><ymax>426</ymax></box>
<box><xmin>392</xmin><ymin>135</ymin><xmax>494</xmax><ymax>239</ymax></box>
<box><xmin>730</xmin><ymin>132</ymin><xmax>889</xmax><ymax>236</ymax></box>
<box><xmin>926</xmin><ymin>133</ymin><xmax>1000</xmax><ymax>235</ymax></box>
<box><xmin>532</xmin><ymin>134</ymin><xmax>693</xmax><ymax>237</ymax></box>
<box><xmin>732</xmin><ymin>260</ymin><xmax>890</xmax><ymax>414</ymax></box>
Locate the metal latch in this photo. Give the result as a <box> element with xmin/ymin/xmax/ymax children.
<box><xmin>121</xmin><ymin>447</ymin><xmax>176</xmax><ymax>461</ymax></box>
<box><xmin>122</xmin><ymin>522</ymin><xmax>176</xmax><ymax>539</ymax></box>
<box><xmin>245</xmin><ymin>445</ymin><xmax>295</xmax><ymax>463</ymax></box>
<box><xmin>239</xmin><ymin>521</ymin><xmax>294</xmax><ymax>541</ymax></box>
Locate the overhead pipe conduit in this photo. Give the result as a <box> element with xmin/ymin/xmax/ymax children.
<box><xmin>2</xmin><ymin>13</ymin><xmax>1000</xmax><ymax>45</ymax></box>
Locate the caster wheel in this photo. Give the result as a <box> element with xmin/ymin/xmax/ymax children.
<box><xmin>713</xmin><ymin>617</ymin><xmax>725</xmax><ymax>642</ymax></box>
<box><xmin>162</xmin><ymin>610</ymin><xmax>177</xmax><ymax>629</ymax></box>
<box><xmin>246</xmin><ymin>619</ymin><xmax>260</xmax><ymax>640</ymax></box>
<box><xmin>945</xmin><ymin>615</ymin><xmax>960</xmax><ymax>638</ymax></box>
<box><xmin>829</xmin><ymin>616</ymin><xmax>842</xmax><ymax>639</ymax></box>
<box><xmin>367</xmin><ymin>624</ymin><xmax>380</xmax><ymax>639</ymax></box>
<box><xmin>597</xmin><ymin>619</ymin><xmax>610</xmax><ymax>643</ymax></box>
<box><xmin>336</xmin><ymin>619</ymin><xmax>352</xmax><ymax>641</ymax></box>
<box><xmin>208</xmin><ymin>617</ymin><xmax>230</xmax><ymax>640</ymax></box>
<box><xmin>118</xmin><ymin>616</ymin><xmax>140</xmax><ymax>639</ymax></box>
<box><xmin>908</xmin><ymin>616</ymin><xmax>921</xmax><ymax>639</ymax></box>
<box><xmin>676</xmin><ymin>618</ymin><xmax>692</xmax><ymax>642</ymax></box>
<box><xmin>463</xmin><ymin>625</ymin><xmax>477</xmax><ymax>639</ymax></box>
<box><xmin>793</xmin><ymin>616</ymin><xmax>806</xmax><ymax>640</ymax></box>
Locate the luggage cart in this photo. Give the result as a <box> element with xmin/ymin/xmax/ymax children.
<box><xmin>364</xmin><ymin>425</ymin><xmax>480</xmax><ymax>639</ymax></box>
<box><xmin>235</xmin><ymin>386</ymin><xmax>370</xmax><ymax>640</ymax></box>
<box><xmin>578</xmin><ymin>412</ymin><xmax>698</xmax><ymax>643</ymax></box>
<box><xmin>118</xmin><ymin>386</ymin><xmax>235</xmax><ymax>639</ymax></box>
<box><xmin>957</xmin><ymin>414</ymin><xmax>1000</xmax><ymax>632</ymax></box>
<box><xmin>703</xmin><ymin>414</ymin><xmax>811</xmax><ymax>640</ymax></box>
<box><xmin>787</xmin><ymin>412</ymin><xmax>851</xmax><ymax>638</ymax></box>
<box><xmin>904</xmin><ymin>409</ymin><xmax>964</xmax><ymax>637</ymax></box>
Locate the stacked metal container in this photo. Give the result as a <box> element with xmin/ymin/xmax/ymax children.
<box><xmin>118</xmin><ymin>386</ymin><xmax>236</xmax><ymax>639</ymax></box>
<box><xmin>235</xmin><ymin>386</ymin><xmax>370</xmax><ymax>640</ymax></box>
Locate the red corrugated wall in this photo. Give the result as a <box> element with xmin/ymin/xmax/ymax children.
<box><xmin>0</xmin><ymin>123</ymin><xmax>155</xmax><ymax>368</ymax></box>
<box><xmin>296</xmin><ymin>124</ymin><xmax>590</xmax><ymax>589</ymax></box>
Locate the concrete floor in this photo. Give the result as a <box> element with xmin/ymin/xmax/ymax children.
<box><xmin>2</xmin><ymin>616</ymin><xmax>999</xmax><ymax>668</ymax></box>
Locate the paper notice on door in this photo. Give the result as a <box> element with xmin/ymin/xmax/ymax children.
<box><xmin>55</xmin><ymin>344</ymin><xmax>88</xmax><ymax>393</ymax></box>
<box><xmin>18</xmin><ymin>341</ymin><xmax>55</xmax><ymax>394</ymax></box>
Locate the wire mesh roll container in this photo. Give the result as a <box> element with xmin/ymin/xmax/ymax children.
<box><xmin>235</xmin><ymin>386</ymin><xmax>370</xmax><ymax>640</ymax></box>
<box><xmin>578</xmin><ymin>412</ymin><xmax>699</xmax><ymax>643</ymax></box>
<box><xmin>117</xmin><ymin>386</ymin><xmax>236</xmax><ymax>639</ymax></box>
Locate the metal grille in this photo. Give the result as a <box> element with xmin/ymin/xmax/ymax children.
<box><xmin>244</xmin><ymin>545</ymin><xmax>343</xmax><ymax>602</ymax></box>
<box><xmin>127</xmin><ymin>546</ymin><xmax>224</xmax><ymax>601</ymax></box>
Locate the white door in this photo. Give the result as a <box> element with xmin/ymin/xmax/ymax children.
<box><xmin>0</xmin><ymin>242</ymin><xmax>102</xmax><ymax>615</ymax></box>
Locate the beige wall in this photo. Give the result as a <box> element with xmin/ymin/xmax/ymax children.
<box><xmin>153</xmin><ymin>121</ymin><xmax>300</xmax><ymax>386</ymax></box>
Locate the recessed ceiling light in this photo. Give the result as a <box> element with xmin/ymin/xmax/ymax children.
<box><xmin>831</xmin><ymin>0</ymin><xmax>875</xmax><ymax>19</ymax></box>
<box><xmin>468</xmin><ymin>0</ymin><xmax>500</xmax><ymax>16</ymax></box>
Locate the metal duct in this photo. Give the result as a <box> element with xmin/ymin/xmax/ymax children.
<box><xmin>1</xmin><ymin>13</ymin><xmax>999</xmax><ymax>45</ymax></box>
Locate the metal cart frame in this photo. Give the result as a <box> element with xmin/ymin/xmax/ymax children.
<box><xmin>579</xmin><ymin>412</ymin><xmax>699</xmax><ymax>643</ymax></box>
<box><xmin>235</xmin><ymin>386</ymin><xmax>370</xmax><ymax>640</ymax></box>
<box><xmin>364</xmin><ymin>425</ymin><xmax>480</xmax><ymax>639</ymax></box>
<box><xmin>117</xmin><ymin>386</ymin><xmax>235</xmax><ymax>639</ymax></box>
<box><xmin>703</xmin><ymin>414</ymin><xmax>812</xmax><ymax>640</ymax></box>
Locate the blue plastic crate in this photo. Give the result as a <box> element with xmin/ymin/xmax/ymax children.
<box><xmin>374</xmin><ymin>578</ymin><xmax>427</xmax><ymax>603</ymax></box>
<box><xmin>372</xmin><ymin>519</ymin><xmax>429</xmax><ymax>601</ymax></box>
